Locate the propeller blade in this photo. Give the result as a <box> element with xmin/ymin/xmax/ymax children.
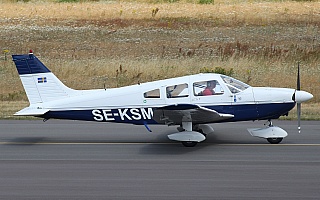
<box><xmin>297</xmin><ymin>62</ymin><xmax>300</xmax><ymax>91</ymax></box>
<box><xmin>297</xmin><ymin>62</ymin><xmax>301</xmax><ymax>133</ymax></box>
<box><xmin>297</xmin><ymin>103</ymin><xmax>301</xmax><ymax>133</ymax></box>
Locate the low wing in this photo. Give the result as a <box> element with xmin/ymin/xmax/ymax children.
<box><xmin>153</xmin><ymin>104</ymin><xmax>234</xmax><ymax>125</ymax></box>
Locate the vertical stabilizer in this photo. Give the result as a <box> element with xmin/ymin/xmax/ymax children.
<box><xmin>12</xmin><ymin>52</ymin><xmax>77</xmax><ymax>104</ymax></box>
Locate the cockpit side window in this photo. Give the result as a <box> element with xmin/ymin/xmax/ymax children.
<box><xmin>166</xmin><ymin>83</ymin><xmax>189</xmax><ymax>98</ymax></box>
<box><xmin>144</xmin><ymin>89</ymin><xmax>160</xmax><ymax>98</ymax></box>
<box><xmin>221</xmin><ymin>75</ymin><xmax>250</xmax><ymax>94</ymax></box>
<box><xmin>193</xmin><ymin>80</ymin><xmax>224</xmax><ymax>96</ymax></box>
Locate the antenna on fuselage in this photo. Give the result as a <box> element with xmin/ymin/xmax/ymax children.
<box><xmin>102</xmin><ymin>77</ymin><xmax>108</xmax><ymax>91</ymax></box>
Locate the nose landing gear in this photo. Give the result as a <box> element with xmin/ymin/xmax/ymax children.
<box><xmin>247</xmin><ymin>120</ymin><xmax>287</xmax><ymax>144</ymax></box>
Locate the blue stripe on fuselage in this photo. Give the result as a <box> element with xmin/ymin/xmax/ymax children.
<box><xmin>42</xmin><ymin>107</ymin><xmax>157</xmax><ymax>125</ymax></box>
<box><xmin>40</xmin><ymin>102</ymin><xmax>295</xmax><ymax>124</ymax></box>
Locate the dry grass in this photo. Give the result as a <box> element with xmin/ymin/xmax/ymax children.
<box><xmin>0</xmin><ymin>1</ymin><xmax>319</xmax><ymax>118</ymax></box>
<box><xmin>0</xmin><ymin>1</ymin><xmax>319</xmax><ymax>26</ymax></box>
<box><xmin>0</xmin><ymin>101</ymin><xmax>32</xmax><ymax>119</ymax></box>
<box><xmin>280</xmin><ymin>103</ymin><xmax>320</xmax><ymax>120</ymax></box>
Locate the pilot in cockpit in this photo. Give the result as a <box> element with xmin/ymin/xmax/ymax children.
<box><xmin>203</xmin><ymin>80</ymin><xmax>216</xmax><ymax>96</ymax></box>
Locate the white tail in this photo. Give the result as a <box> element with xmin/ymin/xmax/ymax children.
<box><xmin>12</xmin><ymin>52</ymin><xmax>77</xmax><ymax>104</ymax></box>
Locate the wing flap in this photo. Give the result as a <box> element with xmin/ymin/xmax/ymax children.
<box><xmin>153</xmin><ymin>104</ymin><xmax>234</xmax><ymax>125</ymax></box>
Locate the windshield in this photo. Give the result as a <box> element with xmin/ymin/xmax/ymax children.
<box><xmin>221</xmin><ymin>75</ymin><xmax>250</xmax><ymax>94</ymax></box>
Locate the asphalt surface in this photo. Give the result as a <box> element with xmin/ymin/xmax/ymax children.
<box><xmin>0</xmin><ymin>120</ymin><xmax>319</xmax><ymax>199</ymax></box>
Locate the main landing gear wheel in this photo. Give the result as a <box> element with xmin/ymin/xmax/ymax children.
<box><xmin>182</xmin><ymin>141</ymin><xmax>198</xmax><ymax>147</ymax></box>
<box><xmin>267</xmin><ymin>138</ymin><xmax>283</xmax><ymax>144</ymax></box>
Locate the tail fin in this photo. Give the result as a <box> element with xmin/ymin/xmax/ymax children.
<box><xmin>12</xmin><ymin>52</ymin><xmax>77</xmax><ymax>104</ymax></box>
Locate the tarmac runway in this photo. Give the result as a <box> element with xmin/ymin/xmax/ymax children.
<box><xmin>0</xmin><ymin>120</ymin><xmax>319</xmax><ymax>199</ymax></box>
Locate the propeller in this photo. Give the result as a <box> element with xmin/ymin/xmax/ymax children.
<box><xmin>297</xmin><ymin>62</ymin><xmax>301</xmax><ymax>133</ymax></box>
<box><xmin>291</xmin><ymin>64</ymin><xmax>313</xmax><ymax>133</ymax></box>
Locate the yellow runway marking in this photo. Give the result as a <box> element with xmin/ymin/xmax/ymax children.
<box><xmin>219</xmin><ymin>144</ymin><xmax>320</xmax><ymax>146</ymax></box>
<box><xmin>0</xmin><ymin>142</ymin><xmax>172</xmax><ymax>145</ymax></box>
<box><xmin>1</xmin><ymin>142</ymin><xmax>320</xmax><ymax>146</ymax></box>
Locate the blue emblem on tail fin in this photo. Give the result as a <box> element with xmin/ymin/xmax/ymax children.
<box><xmin>37</xmin><ymin>77</ymin><xmax>47</xmax><ymax>83</ymax></box>
<box><xmin>12</xmin><ymin>53</ymin><xmax>51</xmax><ymax>75</ymax></box>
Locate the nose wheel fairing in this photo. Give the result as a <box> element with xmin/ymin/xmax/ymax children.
<box><xmin>247</xmin><ymin>126</ymin><xmax>288</xmax><ymax>144</ymax></box>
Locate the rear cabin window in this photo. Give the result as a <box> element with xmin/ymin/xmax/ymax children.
<box><xmin>193</xmin><ymin>80</ymin><xmax>224</xmax><ymax>96</ymax></box>
<box><xmin>166</xmin><ymin>83</ymin><xmax>189</xmax><ymax>98</ymax></box>
<box><xmin>144</xmin><ymin>89</ymin><xmax>160</xmax><ymax>98</ymax></box>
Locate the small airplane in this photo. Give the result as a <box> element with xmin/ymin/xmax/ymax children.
<box><xmin>12</xmin><ymin>51</ymin><xmax>313</xmax><ymax>147</ymax></box>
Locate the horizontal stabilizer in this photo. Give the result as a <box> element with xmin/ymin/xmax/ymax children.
<box><xmin>15</xmin><ymin>107</ymin><xmax>49</xmax><ymax>116</ymax></box>
<box><xmin>168</xmin><ymin>131</ymin><xmax>206</xmax><ymax>142</ymax></box>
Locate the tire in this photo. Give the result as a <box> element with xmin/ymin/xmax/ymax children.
<box><xmin>182</xmin><ymin>141</ymin><xmax>198</xmax><ymax>147</ymax></box>
<box><xmin>267</xmin><ymin>138</ymin><xmax>283</xmax><ymax>144</ymax></box>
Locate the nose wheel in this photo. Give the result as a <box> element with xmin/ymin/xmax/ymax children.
<box><xmin>182</xmin><ymin>141</ymin><xmax>198</xmax><ymax>147</ymax></box>
<box><xmin>267</xmin><ymin>138</ymin><xmax>283</xmax><ymax>144</ymax></box>
<box><xmin>248</xmin><ymin>120</ymin><xmax>287</xmax><ymax>144</ymax></box>
<box><xmin>265</xmin><ymin>120</ymin><xmax>283</xmax><ymax>144</ymax></box>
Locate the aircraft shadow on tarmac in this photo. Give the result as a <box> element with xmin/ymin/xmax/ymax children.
<box><xmin>5</xmin><ymin>137</ymin><xmax>48</xmax><ymax>145</ymax></box>
<box><xmin>3</xmin><ymin>130</ymin><xmax>267</xmax><ymax>151</ymax></box>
